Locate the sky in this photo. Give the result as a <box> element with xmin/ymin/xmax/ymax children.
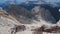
<box><xmin>0</xmin><ymin>0</ymin><xmax>60</xmax><ymax>4</ymax></box>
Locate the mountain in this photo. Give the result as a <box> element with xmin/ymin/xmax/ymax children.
<box><xmin>0</xmin><ymin>0</ymin><xmax>60</xmax><ymax>34</ymax></box>
<box><xmin>0</xmin><ymin>4</ymin><xmax>60</xmax><ymax>34</ymax></box>
<box><xmin>19</xmin><ymin>1</ymin><xmax>60</xmax><ymax>24</ymax></box>
<box><xmin>0</xmin><ymin>0</ymin><xmax>58</xmax><ymax>24</ymax></box>
<box><xmin>5</xmin><ymin>3</ymin><xmax>59</xmax><ymax>24</ymax></box>
<box><xmin>6</xmin><ymin>5</ymin><xmax>36</xmax><ymax>24</ymax></box>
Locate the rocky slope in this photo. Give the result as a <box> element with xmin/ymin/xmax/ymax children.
<box><xmin>0</xmin><ymin>3</ymin><xmax>60</xmax><ymax>34</ymax></box>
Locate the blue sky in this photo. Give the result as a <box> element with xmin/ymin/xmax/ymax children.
<box><xmin>0</xmin><ymin>0</ymin><xmax>60</xmax><ymax>4</ymax></box>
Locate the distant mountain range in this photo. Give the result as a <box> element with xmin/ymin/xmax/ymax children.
<box><xmin>0</xmin><ymin>0</ymin><xmax>60</xmax><ymax>9</ymax></box>
<box><xmin>6</xmin><ymin>2</ymin><xmax>60</xmax><ymax>24</ymax></box>
<box><xmin>0</xmin><ymin>0</ymin><xmax>60</xmax><ymax>24</ymax></box>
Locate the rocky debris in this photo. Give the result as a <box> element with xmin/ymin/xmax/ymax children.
<box><xmin>32</xmin><ymin>25</ymin><xmax>60</xmax><ymax>34</ymax></box>
<box><xmin>11</xmin><ymin>25</ymin><xmax>26</xmax><ymax>34</ymax></box>
<box><xmin>44</xmin><ymin>26</ymin><xmax>60</xmax><ymax>33</ymax></box>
